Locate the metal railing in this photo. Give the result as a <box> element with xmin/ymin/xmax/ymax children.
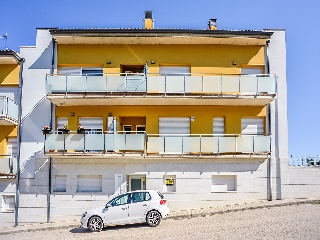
<box><xmin>0</xmin><ymin>155</ymin><xmax>17</xmax><ymax>175</ymax></box>
<box><xmin>0</xmin><ymin>96</ymin><xmax>19</xmax><ymax>121</ymax></box>
<box><xmin>44</xmin><ymin>132</ymin><xmax>271</xmax><ymax>156</ymax></box>
<box><xmin>46</xmin><ymin>73</ymin><xmax>277</xmax><ymax>96</ymax></box>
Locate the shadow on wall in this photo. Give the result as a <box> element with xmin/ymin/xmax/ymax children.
<box><xmin>29</xmin><ymin>41</ymin><xmax>53</xmax><ymax>70</ymax></box>
<box><xmin>21</xmin><ymin>97</ymin><xmax>51</xmax><ymax>143</ymax></box>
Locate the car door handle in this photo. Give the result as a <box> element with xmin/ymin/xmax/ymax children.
<box><xmin>143</xmin><ymin>204</ymin><xmax>148</xmax><ymax>206</ymax></box>
<box><xmin>122</xmin><ymin>207</ymin><xmax>127</xmax><ymax>210</ymax></box>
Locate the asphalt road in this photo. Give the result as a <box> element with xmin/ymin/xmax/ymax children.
<box><xmin>3</xmin><ymin>203</ymin><xmax>320</xmax><ymax>240</ymax></box>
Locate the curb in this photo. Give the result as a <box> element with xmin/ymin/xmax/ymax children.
<box><xmin>0</xmin><ymin>199</ymin><xmax>319</xmax><ymax>235</ymax></box>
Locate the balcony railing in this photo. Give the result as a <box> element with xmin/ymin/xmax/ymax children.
<box><xmin>44</xmin><ymin>132</ymin><xmax>271</xmax><ymax>156</ymax></box>
<box><xmin>0</xmin><ymin>155</ymin><xmax>17</xmax><ymax>176</ymax></box>
<box><xmin>46</xmin><ymin>73</ymin><xmax>276</xmax><ymax>96</ymax></box>
<box><xmin>0</xmin><ymin>96</ymin><xmax>19</xmax><ymax>124</ymax></box>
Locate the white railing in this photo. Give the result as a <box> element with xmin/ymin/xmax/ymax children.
<box><xmin>0</xmin><ymin>96</ymin><xmax>19</xmax><ymax>121</ymax></box>
<box><xmin>44</xmin><ymin>132</ymin><xmax>270</xmax><ymax>156</ymax></box>
<box><xmin>0</xmin><ymin>155</ymin><xmax>17</xmax><ymax>175</ymax></box>
<box><xmin>46</xmin><ymin>73</ymin><xmax>276</xmax><ymax>95</ymax></box>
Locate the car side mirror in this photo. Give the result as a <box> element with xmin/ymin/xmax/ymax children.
<box><xmin>105</xmin><ymin>203</ymin><xmax>112</xmax><ymax>208</ymax></box>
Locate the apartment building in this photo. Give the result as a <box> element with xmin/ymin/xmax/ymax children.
<box><xmin>15</xmin><ymin>13</ymin><xmax>287</xmax><ymax>223</ymax></box>
<box><xmin>0</xmin><ymin>50</ymin><xmax>22</xmax><ymax>224</ymax></box>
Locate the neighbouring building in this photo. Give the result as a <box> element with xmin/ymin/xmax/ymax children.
<box><xmin>0</xmin><ymin>50</ymin><xmax>22</xmax><ymax>226</ymax></box>
<box><xmin>7</xmin><ymin>12</ymin><xmax>288</xmax><ymax>225</ymax></box>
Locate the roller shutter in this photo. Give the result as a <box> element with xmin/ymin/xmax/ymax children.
<box><xmin>79</xmin><ymin>117</ymin><xmax>103</xmax><ymax>134</ymax></box>
<box><xmin>241</xmin><ymin>118</ymin><xmax>264</xmax><ymax>135</ymax></box>
<box><xmin>213</xmin><ymin>117</ymin><xmax>225</xmax><ymax>134</ymax></box>
<box><xmin>159</xmin><ymin>117</ymin><xmax>190</xmax><ymax>134</ymax></box>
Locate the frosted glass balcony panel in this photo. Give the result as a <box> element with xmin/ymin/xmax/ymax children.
<box><xmin>47</xmin><ymin>76</ymin><xmax>66</xmax><ymax>92</ymax></box>
<box><xmin>164</xmin><ymin>136</ymin><xmax>182</xmax><ymax>153</ymax></box>
<box><xmin>0</xmin><ymin>158</ymin><xmax>10</xmax><ymax>173</ymax></box>
<box><xmin>85</xmin><ymin>134</ymin><xmax>104</xmax><ymax>151</ymax></box>
<box><xmin>0</xmin><ymin>98</ymin><xmax>4</xmax><ymax>114</ymax></box>
<box><xmin>125</xmin><ymin>134</ymin><xmax>145</xmax><ymax>150</ymax></box>
<box><xmin>65</xmin><ymin>134</ymin><xmax>84</xmax><ymax>151</ymax></box>
<box><xmin>166</xmin><ymin>76</ymin><xmax>184</xmax><ymax>93</ymax></box>
<box><xmin>219</xmin><ymin>137</ymin><xmax>236</xmax><ymax>153</ymax></box>
<box><xmin>185</xmin><ymin>76</ymin><xmax>202</xmax><ymax>93</ymax></box>
<box><xmin>106</xmin><ymin>76</ymin><xmax>126</xmax><ymax>92</ymax></box>
<box><xmin>147</xmin><ymin>76</ymin><xmax>165</xmax><ymax>93</ymax></box>
<box><xmin>67</xmin><ymin>76</ymin><xmax>86</xmax><ymax>92</ymax></box>
<box><xmin>45</xmin><ymin>134</ymin><xmax>65</xmax><ymax>151</ymax></box>
<box><xmin>203</xmin><ymin>76</ymin><xmax>221</xmax><ymax>93</ymax></box>
<box><xmin>221</xmin><ymin>76</ymin><xmax>239</xmax><ymax>93</ymax></box>
<box><xmin>240</xmin><ymin>76</ymin><xmax>257</xmax><ymax>93</ymax></box>
<box><xmin>183</xmin><ymin>137</ymin><xmax>200</xmax><ymax>153</ymax></box>
<box><xmin>86</xmin><ymin>76</ymin><xmax>106</xmax><ymax>92</ymax></box>
<box><xmin>258</xmin><ymin>76</ymin><xmax>276</xmax><ymax>93</ymax></box>
<box><xmin>201</xmin><ymin>137</ymin><xmax>219</xmax><ymax>153</ymax></box>
<box><xmin>12</xmin><ymin>157</ymin><xmax>17</xmax><ymax>174</ymax></box>
<box><xmin>113</xmin><ymin>134</ymin><xmax>126</xmax><ymax>150</ymax></box>
<box><xmin>105</xmin><ymin>134</ymin><xmax>115</xmax><ymax>151</ymax></box>
<box><xmin>125</xmin><ymin>76</ymin><xmax>146</xmax><ymax>92</ymax></box>
<box><xmin>236</xmin><ymin>136</ymin><xmax>254</xmax><ymax>152</ymax></box>
<box><xmin>147</xmin><ymin>137</ymin><xmax>164</xmax><ymax>153</ymax></box>
<box><xmin>254</xmin><ymin>136</ymin><xmax>271</xmax><ymax>153</ymax></box>
<box><xmin>7</xmin><ymin>99</ymin><xmax>18</xmax><ymax>120</ymax></box>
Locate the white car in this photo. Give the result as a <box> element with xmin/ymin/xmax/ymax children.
<box><xmin>80</xmin><ymin>190</ymin><xmax>169</xmax><ymax>232</ymax></box>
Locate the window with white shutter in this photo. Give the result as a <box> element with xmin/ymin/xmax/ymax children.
<box><xmin>241</xmin><ymin>118</ymin><xmax>264</xmax><ymax>135</ymax></box>
<box><xmin>159</xmin><ymin>117</ymin><xmax>190</xmax><ymax>134</ymax></box>
<box><xmin>79</xmin><ymin>117</ymin><xmax>103</xmax><ymax>134</ymax></box>
<box><xmin>77</xmin><ymin>175</ymin><xmax>102</xmax><ymax>192</ymax></box>
<box><xmin>213</xmin><ymin>117</ymin><xmax>225</xmax><ymax>134</ymax></box>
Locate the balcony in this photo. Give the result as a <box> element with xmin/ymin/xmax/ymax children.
<box><xmin>46</xmin><ymin>74</ymin><xmax>277</xmax><ymax>106</ymax></box>
<box><xmin>0</xmin><ymin>97</ymin><xmax>19</xmax><ymax>125</ymax></box>
<box><xmin>0</xmin><ymin>156</ymin><xmax>17</xmax><ymax>177</ymax></box>
<box><xmin>44</xmin><ymin>132</ymin><xmax>271</xmax><ymax>157</ymax></box>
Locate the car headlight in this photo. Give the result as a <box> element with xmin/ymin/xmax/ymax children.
<box><xmin>82</xmin><ymin>212</ymin><xmax>87</xmax><ymax>218</ymax></box>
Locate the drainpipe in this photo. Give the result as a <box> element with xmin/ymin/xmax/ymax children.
<box><xmin>15</xmin><ymin>57</ymin><xmax>25</xmax><ymax>226</ymax></box>
<box><xmin>265</xmin><ymin>39</ymin><xmax>272</xmax><ymax>201</ymax></box>
<box><xmin>47</xmin><ymin>39</ymin><xmax>56</xmax><ymax>223</ymax></box>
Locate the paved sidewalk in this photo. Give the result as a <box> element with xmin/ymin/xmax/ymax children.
<box><xmin>0</xmin><ymin>198</ymin><xmax>319</xmax><ymax>235</ymax></box>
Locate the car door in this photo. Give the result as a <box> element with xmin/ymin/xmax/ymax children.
<box><xmin>103</xmin><ymin>193</ymin><xmax>130</xmax><ymax>225</ymax></box>
<box><xmin>129</xmin><ymin>192</ymin><xmax>152</xmax><ymax>222</ymax></box>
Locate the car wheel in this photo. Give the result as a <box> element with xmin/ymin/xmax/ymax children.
<box><xmin>146</xmin><ymin>210</ymin><xmax>161</xmax><ymax>227</ymax></box>
<box><xmin>88</xmin><ymin>216</ymin><xmax>103</xmax><ymax>232</ymax></box>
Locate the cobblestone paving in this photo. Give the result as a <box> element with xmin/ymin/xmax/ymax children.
<box><xmin>2</xmin><ymin>203</ymin><xmax>320</xmax><ymax>240</ymax></box>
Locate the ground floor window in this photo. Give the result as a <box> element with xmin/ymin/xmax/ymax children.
<box><xmin>77</xmin><ymin>175</ymin><xmax>102</xmax><ymax>193</ymax></box>
<box><xmin>53</xmin><ymin>175</ymin><xmax>66</xmax><ymax>192</ymax></box>
<box><xmin>1</xmin><ymin>194</ymin><xmax>15</xmax><ymax>213</ymax></box>
<box><xmin>128</xmin><ymin>175</ymin><xmax>146</xmax><ymax>191</ymax></box>
<box><xmin>212</xmin><ymin>175</ymin><xmax>237</xmax><ymax>192</ymax></box>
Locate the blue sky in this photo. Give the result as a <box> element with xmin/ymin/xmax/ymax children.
<box><xmin>1</xmin><ymin>0</ymin><xmax>319</xmax><ymax>157</ymax></box>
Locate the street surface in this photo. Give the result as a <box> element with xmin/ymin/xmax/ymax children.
<box><xmin>2</xmin><ymin>204</ymin><xmax>320</xmax><ymax>240</ymax></box>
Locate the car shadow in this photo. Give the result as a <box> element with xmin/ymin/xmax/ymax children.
<box><xmin>69</xmin><ymin>223</ymin><xmax>149</xmax><ymax>234</ymax></box>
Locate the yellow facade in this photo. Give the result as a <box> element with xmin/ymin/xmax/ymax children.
<box><xmin>54</xmin><ymin>43</ymin><xmax>267</xmax><ymax>135</ymax></box>
<box><xmin>55</xmin><ymin>105</ymin><xmax>266</xmax><ymax>135</ymax></box>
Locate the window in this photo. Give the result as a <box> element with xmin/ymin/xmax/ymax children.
<box><xmin>58</xmin><ymin>67</ymin><xmax>103</xmax><ymax>76</ymax></box>
<box><xmin>131</xmin><ymin>192</ymin><xmax>151</xmax><ymax>203</ymax></box>
<box><xmin>163</xmin><ymin>175</ymin><xmax>176</xmax><ymax>193</ymax></box>
<box><xmin>53</xmin><ymin>175</ymin><xmax>66</xmax><ymax>192</ymax></box>
<box><xmin>108</xmin><ymin>194</ymin><xmax>130</xmax><ymax>207</ymax></box>
<box><xmin>241</xmin><ymin>118</ymin><xmax>264</xmax><ymax>135</ymax></box>
<box><xmin>212</xmin><ymin>175</ymin><xmax>237</xmax><ymax>192</ymax></box>
<box><xmin>159</xmin><ymin>66</ymin><xmax>190</xmax><ymax>76</ymax></box>
<box><xmin>79</xmin><ymin>117</ymin><xmax>103</xmax><ymax>134</ymax></box>
<box><xmin>123</xmin><ymin>125</ymin><xmax>132</xmax><ymax>134</ymax></box>
<box><xmin>77</xmin><ymin>175</ymin><xmax>102</xmax><ymax>193</ymax></box>
<box><xmin>1</xmin><ymin>195</ymin><xmax>15</xmax><ymax>213</ymax></box>
<box><xmin>57</xmin><ymin>117</ymin><xmax>68</xmax><ymax>131</ymax></box>
<box><xmin>136</xmin><ymin>125</ymin><xmax>146</xmax><ymax>134</ymax></box>
<box><xmin>159</xmin><ymin>117</ymin><xmax>190</xmax><ymax>135</ymax></box>
<box><xmin>213</xmin><ymin>117</ymin><xmax>225</xmax><ymax>134</ymax></box>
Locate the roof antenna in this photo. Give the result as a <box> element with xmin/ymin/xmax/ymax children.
<box><xmin>0</xmin><ymin>33</ymin><xmax>8</xmax><ymax>49</ymax></box>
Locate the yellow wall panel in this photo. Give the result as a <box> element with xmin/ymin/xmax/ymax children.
<box><xmin>0</xmin><ymin>126</ymin><xmax>17</xmax><ymax>155</ymax></box>
<box><xmin>0</xmin><ymin>64</ymin><xmax>20</xmax><ymax>85</ymax></box>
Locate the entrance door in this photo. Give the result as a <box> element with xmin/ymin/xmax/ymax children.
<box><xmin>129</xmin><ymin>175</ymin><xmax>146</xmax><ymax>191</ymax></box>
